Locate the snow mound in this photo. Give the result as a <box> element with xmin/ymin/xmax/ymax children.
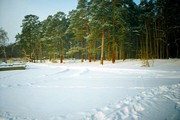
<box><xmin>83</xmin><ymin>84</ymin><xmax>180</xmax><ymax>120</ymax></box>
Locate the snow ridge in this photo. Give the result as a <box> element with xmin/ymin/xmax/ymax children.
<box><xmin>83</xmin><ymin>84</ymin><xmax>180</xmax><ymax>120</ymax></box>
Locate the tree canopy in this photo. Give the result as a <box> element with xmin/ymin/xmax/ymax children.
<box><xmin>11</xmin><ymin>0</ymin><xmax>180</xmax><ymax>64</ymax></box>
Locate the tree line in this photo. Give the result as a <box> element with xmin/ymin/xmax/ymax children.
<box><xmin>1</xmin><ymin>0</ymin><xmax>180</xmax><ymax>65</ymax></box>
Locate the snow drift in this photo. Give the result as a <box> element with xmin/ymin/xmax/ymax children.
<box><xmin>0</xmin><ymin>59</ymin><xmax>179</xmax><ymax>120</ymax></box>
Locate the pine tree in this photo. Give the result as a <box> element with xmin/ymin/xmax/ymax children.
<box><xmin>0</xmin><ymin>28</ymin><xmax>9</xmax><ymax>62</ymax></box>
<box><xmin>18</xmin><ymin>15</ymin><xmax>40</xmax><ymax>62</ymax></box>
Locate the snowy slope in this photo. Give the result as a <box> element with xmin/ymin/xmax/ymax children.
<box><xmin>0</xmin><ymin>59</ymin><xmax>180</xmax><ymax>120</ymax></box>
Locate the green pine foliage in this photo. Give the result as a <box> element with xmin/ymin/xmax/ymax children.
<box><xmin>13</xmin><ymin>0</ymin><xmax>180</xmax><ymax>64</ymax></box>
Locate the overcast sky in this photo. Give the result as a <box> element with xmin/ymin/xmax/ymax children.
<box><xmin>0</xmin><ymin>0</ymin><xmax>140</xmax><ymax>44</ymax></box>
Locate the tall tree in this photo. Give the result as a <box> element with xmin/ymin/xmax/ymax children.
<box><xmin>162</xmin><ymin>0</ymin><xmax>180</xmax><ymax>58</ymax></box>
<box><xmin>52</xmin><ymin>12</ymin><xmax>68</xmax><ymax>63</ymax></box>
<box><xmin>0</xmin><ymin>28</ymin><xmax>8</xmax><ymax>62</ymax></box>
<box><xmin>89</xmin><ymin>0</ymin><xmax>110</xmax><ymax>65</ymax></box>
<box><xmin>17</xmin><ymin>15</ymin><xmax>40</xmax><ymax>62</ymax></box>
<box><xmin>67</xmin><ymin>0</ymin><xmax>88</xmax><ymax>62</ymax></box>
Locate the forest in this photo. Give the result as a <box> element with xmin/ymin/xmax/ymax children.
<box><xmin>1</xmin><ymin>0</ymin><xmax>180</xmax><ymax>65</ymax></box>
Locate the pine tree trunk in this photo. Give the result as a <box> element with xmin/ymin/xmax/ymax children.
<box><xmin>81</xmin><ymin>54</ymin><xmax>84</xmax><ymax>62</ymax></box>
<box><xmin>100</xmin><ymin>17</ymin><xmax>105</xmax><ymax>65</ymax></box>
<box><xmin>154</xmin><ymin>21</ymin><xmax>157</xmax><ymax>58</ymax></box>
<box><xmin>88</xmin><ymin>42</ymin><xmax>92</xmax><ymax>62</ymax></box>
<box><xmin>116</xmin><ymin>45</ymin><xmax>118</xmax><ymax>60</ymax></box>
<box><xmin>145</xmin><ymin>22</ymin><xmax>150</xmax><ymax>67</ymax></box>
<box><xmin>176</xmin><ymin>41</ymin><xmax>179</xmax><ymax>58</ymax></box>
<box><xmin>120</xmin><ymin>43</ymin><xmax>125</xmax><ymax>60</ymax></box>
<box><xmin>93</xmin><ymin>54</ymin><xmax>96</xmax><ymax>62</ymax></box>
<box><xmin>93</xmin><ymin>39</ymin><xmax>97</xmax><ymax>62</ymax></box>
<box><xmin>112</xmin><ymin>0</ymin><xmax>116</xmax><ymax>64</ymax></box>
<box><xmin>86</xmin><ymin>17</ymin><xmax>92</xmax><ymax>62</ymax></box>
<box><xmin>81</xmin><ymin>40</ymin><xmax>84</xmax><ymax>62</ymax></box>
<box><xmin>108</xmin><ymin>44</ymin><xmax>111</xmax><ymax>61</ymax></box>
<box><xmin>60</xmin><ymin>40</ymin><xmax>63</xmax><ymax>63</ymax></box>
<box><xmin>88</xmin><ymin>53</ymin><xmax>91</xmax><ymax>62</ymax></box>
<box><xmin>60</xmin><ymin>55</ymin><xmax>63</xmax><ymax>63</ymax></box>
<box><xmin>112</xmin><ymin>42</ymin><xmax>115</xmax><ymax>63</ymax></box>
<box><xmin>39</xmin><ymin>40</ymin><xmax>42</xmax><ymax>63</ymax></box>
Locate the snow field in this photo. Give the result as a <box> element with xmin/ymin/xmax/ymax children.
<box><xmin>0</xmin><ymin>59</ymin><xmax>180</xmax><ymax>120</ymax></box>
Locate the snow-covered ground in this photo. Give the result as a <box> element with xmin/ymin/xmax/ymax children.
<box><xmin>0</xmin><ymin>59</ymin><xmax>180</xmax><ymax>120</ymax></box>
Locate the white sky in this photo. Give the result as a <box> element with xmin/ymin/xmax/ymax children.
<box><xmin>0</xmin><ymin>0</ymin><xmax>140</xmax><ymax>44</ymax></box>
